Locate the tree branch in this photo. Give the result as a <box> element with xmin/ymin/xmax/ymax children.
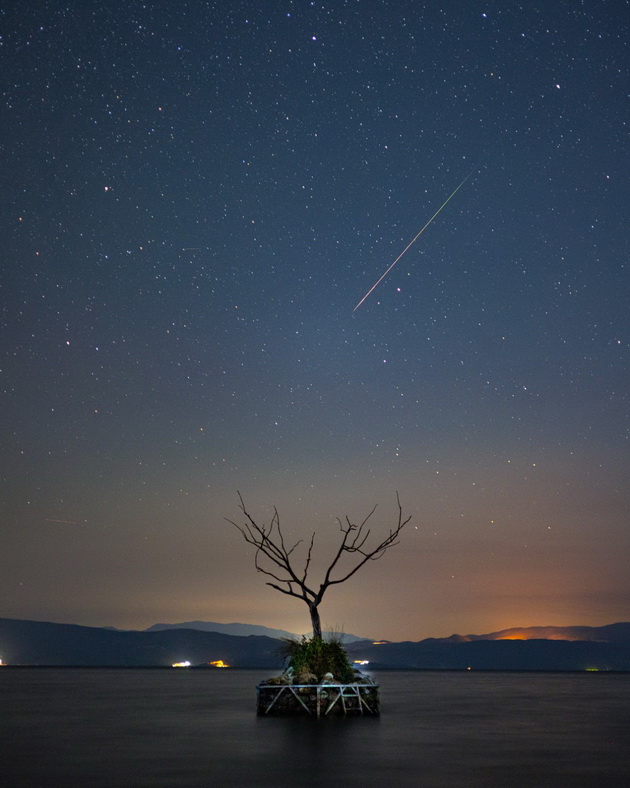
<box><xmin>226</xmin><ymin>491</ymin><xmax>318</xmax><ymax>603</ymax></box>
<box><xmin>226</xmin><ymin>491</ymin><xmax>412</xmax><ymax>629</ymax></box>
<box><xmin>319</xmin><ymin>493</ymin><xmax>410</xmax><ymax>591</ymax></box>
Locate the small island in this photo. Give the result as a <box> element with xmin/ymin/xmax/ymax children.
<box><xmin>257</xmin><ymin>636</ymin><xmax>379</xmax><ymax>717</ymax></box>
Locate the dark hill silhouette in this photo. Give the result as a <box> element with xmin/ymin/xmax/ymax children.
<box><xmin>345</xmin><ymin>623</ymin><xmax>630</xmax><ymax>670</ymax></box>
<box><xmin>1</xmin><ymin>617</ymin><xmax>629</xmax><ymax>669</ymax></box>
<box><xmin>144</xmin><ymin>621</ymin><xmax>368</xmax><ymax>642</ymax></box>
<box><xmin>0</xmin><ymin>617</ymin><xmax>281</xmax><ymax>667</ymax></box>
<box><xmin>144</xmin><ymin>620</ymin><xmax>298</xmax><ymax>640</ymax></box>
<box><xmin>346</xmin><ymin>637</ymin><xmax>630</xmax><ymax>671</ymax></box>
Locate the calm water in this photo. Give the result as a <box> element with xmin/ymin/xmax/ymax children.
<box><xmin>2</xmin><ymin>668</ymin><xmax>629</xmax><ymax>787</ymax></box>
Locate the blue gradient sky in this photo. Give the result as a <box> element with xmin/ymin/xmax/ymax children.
<box><xmin>2</xmin><ymin>1</ymin><xmax>628</xmax><ymax>640</ymax></box>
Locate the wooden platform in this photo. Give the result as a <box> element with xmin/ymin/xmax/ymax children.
<box><xmin>256</xmin><ymin>683</ymin><xmax>380</xmax><ymax>717</ymax></box>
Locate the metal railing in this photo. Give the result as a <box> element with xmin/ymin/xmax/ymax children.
<box><xmin>256</xmin><ymin>682</ymin><xmax>380</xmax><ymax>717</ymax></box>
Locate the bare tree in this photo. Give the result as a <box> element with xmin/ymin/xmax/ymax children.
<box><xmin>226</xmin><ymin>492</ymin><xmax>411</xmax><ymax>640</ymax></box>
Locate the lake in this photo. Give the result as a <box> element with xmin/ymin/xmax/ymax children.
<box><xmin>2</xmin><ymin>668</ymin><xmax>629</xmax><ymax>786</ymax></box>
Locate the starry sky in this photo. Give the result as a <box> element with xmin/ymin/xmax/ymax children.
<box><xmin>2</xmin><ymin>1</ymin><xmax>628</xmax><ymax>641</ymax></box>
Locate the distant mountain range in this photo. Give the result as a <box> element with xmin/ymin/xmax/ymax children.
<box><xmin>345</xmin><ymin>622</ymin><xmax>630</xmax><ymax>672</ymax></box>
<box><xmin>144</xmin><ymin>621</ymin><xmax>298</xmax><ymax>640</ymax></box>
<box><xmin>1</xmin><ymin>617</ymin><xmax>629</xmax><ymax>670</ymax></box>
<box><xmin>144</xmin><ymin>621</ymin><xmax>367</xmax><ymax>643</ymax></box>
<box><xmin>0</xmin><ymin>617</ymin><xmax>282</xmax><ymax>668</ymax></box>
<box><xmin>442</xmin><ymin>623</ymin><xmax>630</xmax><ymax>644</ymax></box>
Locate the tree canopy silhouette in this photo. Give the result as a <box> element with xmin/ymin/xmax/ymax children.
<box><xmin>226</xmin><ymin>492</ymin><xmax>411</xmax><ymax>640</ymax></box>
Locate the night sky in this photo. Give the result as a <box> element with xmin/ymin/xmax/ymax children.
<box><xmin>2</xmin><ymin>1</ymin><xmax>628</xmax><ymax>641</ymax></box>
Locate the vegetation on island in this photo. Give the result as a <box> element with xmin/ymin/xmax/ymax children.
<box><xmin>277</xmin><ymin>634</ymin><xmax>357</xmax><ymax>684</ymax></box>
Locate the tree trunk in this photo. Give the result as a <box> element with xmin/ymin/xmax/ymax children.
<box><xmin>309</xmin><ymin>603</ymin><xmax>322</xmax><ymax>641</ymax></box>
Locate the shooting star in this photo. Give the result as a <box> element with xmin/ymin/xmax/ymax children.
<box><xmin>353</xmin><ymin>166</ymin><xmax>479</xmax><ymax>312</ymax></box>
<box><xmin>44</xmin><ymin>518</ymin><xmax>82</xmax><ymax>525</ymax></box>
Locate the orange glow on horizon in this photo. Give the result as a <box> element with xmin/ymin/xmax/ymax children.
<box><xmin>493</xmin><ymin>630</ymin><xmax>580</xmax><ymax>642</ymax></box>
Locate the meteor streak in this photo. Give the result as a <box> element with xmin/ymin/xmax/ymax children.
<box><xmin>45</xmin><ymin>518</ymin><xmax>81</xmax><ymax>525</ymax></box>
<box><xmin>353</xmin><ymin>166</ymin><xmax>478</xmax><ymax>312</ymax></box>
